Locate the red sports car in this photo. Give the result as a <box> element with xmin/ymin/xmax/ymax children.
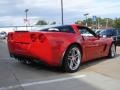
<box><xmin>7</xmin><ymin>24</ymin><xmax>116</xmax><ymax>72</ymax></box>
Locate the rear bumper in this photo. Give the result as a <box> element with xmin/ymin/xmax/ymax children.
<box><xmin>8</xmin><ymin>41</ymin><xmax>62</xmax><ymax>66</ymax></box>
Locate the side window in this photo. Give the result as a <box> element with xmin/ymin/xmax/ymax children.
<box><xmin>58</xmin><ymin>26</ymin><xmax>75</xmax><ymax>33</ymax></box>
<box><xmin>77</xmin><ymin>26</ymin><xmax>95</xmax><ymax>37</ymax></box>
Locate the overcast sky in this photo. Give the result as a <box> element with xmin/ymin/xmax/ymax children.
<box><xmin>0</xmin><ymin>0</ymin><xmax>120</xmax><ymax>26</ymax></box>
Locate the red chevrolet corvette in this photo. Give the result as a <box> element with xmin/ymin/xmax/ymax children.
<box><xmin>7</xmin><ymin>24</ymin><xmax>116</xmax><ymax>72</ymax></box>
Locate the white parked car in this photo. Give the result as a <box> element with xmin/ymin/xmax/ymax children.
<box><xmin>0</xmin><ymin>31</ymin><xmax>7</xmax><ymax>39</ymax></box>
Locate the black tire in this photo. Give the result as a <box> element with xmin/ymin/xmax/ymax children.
<box><xmin>62</xmin><ymin>45</ymin><xmax>81</xmax><ymax>73</ymax></box>
<box><xmin>108</xmin><ymin>43</ymin><xmax>116</xmax><ymax>58</ymax></box>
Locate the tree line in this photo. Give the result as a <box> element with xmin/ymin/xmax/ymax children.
<box><xmin>75</xmin><ymin>17</ymin><xmax>120</xmax><ymax>29</ymax></box>
<box><xmin>36</xmin><ymin>17</ymin><xmax>120</xmax><ymax>28</ymax></box>
<box><xmin>36</xmin><ymin>20</ymin><xmax>56</xmax><ymax>25</ymax></box>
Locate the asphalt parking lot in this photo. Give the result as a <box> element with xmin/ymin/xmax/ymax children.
<box><xmin>0</xmin><ymin>39</ymin><xmax>120</xmax><ymax>90</ymax></box>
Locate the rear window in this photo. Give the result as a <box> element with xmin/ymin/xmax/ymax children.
<box><xmin>40</xmin><ymin>25</ymin><xmax>75</xmax><ymax>33</ymax></box>
<box><xmin>57</xmin><ymin>26</ymin><xmax>75</xmax><ymax>33</ymax></box>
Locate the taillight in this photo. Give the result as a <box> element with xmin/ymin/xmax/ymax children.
<box><xmin>9</xmin><ymin>33</ymin><xmax>13</xmax><ymax>40</ymax></box>
<box><xmin>30</xmin><ymin>34</ymin><xmax>37</xmax><ymax>42</ymax></box>
<box><xmin>38</xmin><ymin>34</ymin><xmax>46</xmax><ymax>43</ymax></box>
<box><xmin>30</xmin><ymin>33</ymin><xmax>46</xmax><ymax>43</ymax></box>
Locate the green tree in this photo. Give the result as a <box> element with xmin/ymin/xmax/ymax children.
<box><xmin>75</xmin><ymin>20</ymin><xmax>82</xmax><ymax>25</ymax></box>
<box><xmin>36</xmin><ymin>20</ymin><xmax>48</xmax><ymax>25</ymax></box>
<box><xmin>82</xmin><ymin>18</ymin><xmax>95</xmax><ymax>27</ymax></box>
<box><xmin>87</xmin><ymin>18</ymin><xmax>93</xmax><ymax>26</ymax></box>
<box><xmin>50</xmin><ymin>21</ymin><xmax>56</xmax><ymax>25</ymax></box>
<box><xmin>113</xmin><ymin>18</ymin><xmax>120</xmax><ymax>28</ymax></box>
<box><xmin>75</xmin><ymin>17</ymin><xmax>115</xmax><ymax>29</ymax></box>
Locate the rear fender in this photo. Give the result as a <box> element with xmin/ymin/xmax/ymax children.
<box><xmin>59</xmin><ymin>42</ymin><xmax>83</xmax><ymax>67</ymax></box>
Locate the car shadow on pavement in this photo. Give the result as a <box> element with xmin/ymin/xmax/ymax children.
<box><xmin>18</xmin><ymin>53</ymin><xmax>120</xmax><ymax>73</ymax></box>
<box><xmin>21</xmin><ymin>61</ymin><xmax>64</xmax><ymax>73</ymax></box>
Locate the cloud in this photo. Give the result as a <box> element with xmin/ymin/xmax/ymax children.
<box><xmin>0</xmin><ymin>16</ymin><xmax>40</xmax><ymax>26</ymax></box>
<box><xmin>0</xmin><ymin>0</ymin><xmax>120</xmax><ymax>26</ymax></box>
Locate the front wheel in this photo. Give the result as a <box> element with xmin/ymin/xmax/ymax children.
<box><xmin>108</xmin><ymin>43</ymin><xmax>116</xmax><ymax>58</ymax></box>
<box><xmin>62</xmin><ymin>45</ymin><xmax>81</xmax><ymax>73</ymax></box>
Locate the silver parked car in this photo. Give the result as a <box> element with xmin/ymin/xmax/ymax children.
<box><xmin>0</xmin><ymin>31</ymin><xmax>7</xmax><ymax>39</ymax></box>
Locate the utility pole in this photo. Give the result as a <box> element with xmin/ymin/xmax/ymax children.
<box><xmin>97</xmin><ymin>18</ymin><xmax>100</xmax><ymax>29</ymax></box>
<box><xmin>92</xmin><ymin>16</ymin><xmax>97</xmax><ymax>29</ymax></box>
<box><xmin>84</xmin><ymin>13</ymin><xmax>89</xmax><ymax>26</ymax></box>
<box><xmin>61</xmin><ymin>0</ymin><xmax>64</xmax><ymax>25</ymax></box>
<box><xmin>106</xmin><ymin>18</ymin><xmax>109</xmax><ymax>29</ymax></box>
<box><xmin>24</xmin><ymin>9</ymin><xmax>29</xmax><ymax>29</ymax></box>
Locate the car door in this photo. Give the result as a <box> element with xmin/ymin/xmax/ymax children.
<box><xmin>77</xmin><ymin>26</ymin><xmax>104</xmax><ymax>61</ymax></box>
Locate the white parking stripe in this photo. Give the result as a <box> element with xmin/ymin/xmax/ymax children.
<box><xmin>0</xmin><ymin>58</ymin><xmax>11</xmax><ymax>59</ymax></box>
<box><xmin>0</xmin><ymin>74</ymin><xmax>86</xmax><ymax>90</ymax></box>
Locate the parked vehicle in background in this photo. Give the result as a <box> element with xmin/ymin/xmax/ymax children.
<box><xmin>95</xmin><ymin>29</ymin><xmax>102</xmax><ymax>35</ymax></box>
<box><xmin>99</xmin><ymin>28</ymin><xmax>120</xmax><ymax>45</ymax></box>
<box><xmin>92</xmin><ymin>29</ymin><xmax>104</xmax><ymax>35</ymax></box>
<box><xmin>7</xmin><ymin>24</ymin><xmax>116</xmax><ymax>73</ymax></box>
<box><xmin>0</xmin><ymin>31</ymin><xmax>7</xmax><ymax>39</ymax></box>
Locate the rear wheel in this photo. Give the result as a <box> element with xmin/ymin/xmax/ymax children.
<box><xmin>108</xmin><ymin>43</ymin><xmax>116</xmax><ymax>58</ymax></box>
<box><xmin>62</xmin><ymin>45</ymin><xmax>81</xmax><ymax>73</ymax></box>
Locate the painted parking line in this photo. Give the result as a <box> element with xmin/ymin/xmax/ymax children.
<box><xmin>0</xmin><ymin>58</ymin><xmax>13</xmax><ymax>61</ymax></box>
<box><xmin>0</xmin><ymin>58</ymin><xmax>11</xmax><ymax>59</ymax></box>
<box><xmin>0</xmin><ymin>74</ymin><xmax>86</xmax><ymax>90</ymax></box>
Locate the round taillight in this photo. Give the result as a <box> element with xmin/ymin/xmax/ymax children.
<box><xmin>38</xmin><ymin>34</ymin><xmax>46</xmax><ymax>43</ymax></box>
<box><xmin>30</xmin><ymin>34</ymin><xmax>37</xmax><ymax>42</ymax></box>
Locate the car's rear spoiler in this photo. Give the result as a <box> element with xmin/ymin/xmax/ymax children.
<box><xmin>15</xmin><ymin>30</ymin><xmax>29</xmax><ymax>32</ymax></box>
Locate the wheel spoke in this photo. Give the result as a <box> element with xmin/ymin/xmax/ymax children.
<box><xmin>72</xmin><ymin>49</ymin><xmax>76</xmax><ymax>56</ymax></box>
<box><xmin>69</xmin><ymin>60</ymin><xmax>74</xmax><ymax>69</ymax></box>
<box><xmin>74</xmin><ymin>54</ymin><xmax>79</xmax><ymax>59</ymax></box>
<box><xmin>73</xmin><ymin>60</ymin><xmax>78</xmax><ymax>65</ymax></box>
<box><xmin>67</xmin><ymin>56</ymin><xmax>72</xmax><ymax>60</ymax></box>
